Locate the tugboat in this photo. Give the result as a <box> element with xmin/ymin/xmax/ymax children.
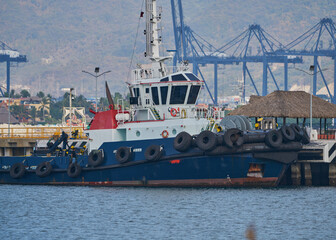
<box><xmin>0</xmin><ymin>0</ymin><xmax>309</xmax><ymax>187</ymax></box>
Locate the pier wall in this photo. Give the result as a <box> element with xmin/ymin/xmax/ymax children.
<box><xmin>0</xmin><ymin>139</ymin><xmax>35</xmax><ymax>157</ymax></box>
<box><xmin>283</xmin><ymin>162</ymin><xmax>334</xmax><ymax>186</ymax></box>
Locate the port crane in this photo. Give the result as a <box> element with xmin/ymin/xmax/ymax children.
<box><xmin>170</xmin><ymin>1</ymin><xmax>335</xmax><ymax>105</ymax></box>
<box><xmin>276</xmin><ymin>18</ymin><xmax>336</xmax><ymax>103</ymax></box>
<box><xmin>170</xmin><ymin>0</ymin><xmax>302</xmax><ymax>105</ymax></box>
<box><xmin>0</xmin><ymin>41</ymin><xmax>27</xmax><ymax>96</ymax></box>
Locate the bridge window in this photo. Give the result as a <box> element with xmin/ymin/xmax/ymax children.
<box><xmin>171</xmin><ymin>74</ymin><xmax>187</xmax><ymax>81</ymax></box>
<box><xmin>160</xmin><ymin>86</ymin><xmax>168</xmax><ymax>105</ymax></box>
<box><xmin>151</xmin><ymin>87</ymin><xmax>159</xmax><ymax>105</ymax></box>
<box><xmin>160</xmin><ymin>77</ymin><xmax>169</xmax><ymax>82</ymax></box>
<box><xmin>186</xmin><ymin>73</ymin><xmax>199</xmax><ymax>81</ymax></box>
<box><xmin>170</xmin><ymin>86</ymin><xmax>188</xmax><ymax>104</ymax></box>
<box><xmin>133</xmin><ymin>88</ymin><xmax>140</xmax><ymax>97</ymax></box>
<box><xmin>187</xmin><ymin>85</ymin><xmax>200</xmax><ymax>104</ymax></box>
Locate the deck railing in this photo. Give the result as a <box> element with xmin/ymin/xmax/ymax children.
<box><xmin>0</xmin><ymin>126</ymin><xmax>87</xmax><ymax>139</ymax></box>
<box><xmin>318</xmin><ymin>129</ymin><xmax>336</xmax><ymax>140</ymax></box>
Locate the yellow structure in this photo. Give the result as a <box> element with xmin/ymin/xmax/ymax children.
<box><xmin>0</xmin><ymin>126</ymin><xmax>87</xmax><ymax>139</ymax></box>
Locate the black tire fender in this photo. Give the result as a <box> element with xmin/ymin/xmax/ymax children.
<box><xmin>195</xmin><ymin>131</ymin><xmax>217</xmax><ymax>151</ymax></box>
<box><xmin>10</xmin><ymin>162</ymin><xmax>26</xmax><ymax>179</ymax></box>
<box><xmin>265</xmin><ymin>130</ymin><xmax>283</xmax><ymax>148</ymax></box>
<box><xmin>145</xmin><ymin>145</ymin><xmax>162</xmax><ymax>161</ymax></box>
<box><xmin>301</xmin><ymin>128</ymin><xmax>310</xmax><ymax>144</ymax></box>
<box><xmin>115</xmin><ymin>146</ymin><xmax>133</xmax><ymax>163</ymax></box>
<box><xmin>88</xmin><ymin>150</ymin><xmax>104</xmax><ymax>167</ymax></box>
<box><xmin>174</xmin><ymin>132</ymin><xmax>192</xmax><ymax>152</ymax></box>
<box><xmin>223</xmin><ymin>128</ymin><xmax>244</xmax><ymax>148</ymax></box>
<box><xmin>290</xmin><ymin>124</ymin><xmax>304</xmax><ymax>141</ymax></box>
<box><xmin>36</xmin><ymin>161</ymin><xmax>53</xmax><ymax>178</ymax></box>
<box><xmin>67</xmin><ymin>163</ymin><xmax>82</xmax><ymax>178</ymax></box>
<box><xmin>281</xmin><ymin>125</ymin><xmax>295</xmax><ymax>142</ymax></box>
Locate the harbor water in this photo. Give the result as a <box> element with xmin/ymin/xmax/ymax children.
<box><xmin>0</xmin><ymin>185</ymin><xmax>335</xmax><ymax>239</ymax></box>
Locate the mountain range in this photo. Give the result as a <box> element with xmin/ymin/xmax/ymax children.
<box><xmin>1</xmin><ymin>0</ymin><xmax>335</xmax><ymax>99</ymax></box>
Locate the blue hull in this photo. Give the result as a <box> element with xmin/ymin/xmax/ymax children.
<box><xmin>0</xmin><ymin>138</ymin><xmax>294</xmax><ymax>187</ymax></box>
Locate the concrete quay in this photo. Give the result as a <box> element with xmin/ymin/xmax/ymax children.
<box><xmin>0</xmin><ymin>138</ymin><xmax>36</xmax><ymax>156</ymax></box>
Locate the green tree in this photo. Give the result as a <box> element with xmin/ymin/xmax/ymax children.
<box><xmin>30</xmin><ymin>106</ymin><xmax>36</xmax><ymax>124</ymax></box>
<box><xmin>40</xmin><ymin>97</ymin><xmax>50</xmax><ymax>121</ymax></box>
<box><xmin>99</xmin><ymin>97</ymin><xmax>109</xmax><ymax>111</ymax></box>
<box><xmin>20</xmin><ymin>89</ymin><xmax>31</xmax><ymax>98</ymax></box>
<box><xmin>36</xmin><ymin>91</ymin><xmax>45</xmax><ymax>98</ymax></box>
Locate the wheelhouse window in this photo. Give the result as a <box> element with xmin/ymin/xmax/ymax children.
<box><xmin>151</xmin><ymin>87</ymin><xmax>159</xmax><ymax>105</ymax></box>
<box><xmin>187</xmin><ymin>85</ymin><xmax>201</xmax><ymax>104</ymax></box>
<box><xmin>170</xmin><ymin>86</ymin><xmax>188</xmax><ymax>104</ymax></box>
<box><xmin>186</xmin><ymin>73</ymin><xmax>199</xmax><ymax>81</ymax></box>
<box><xmin>160</xmin><ymin>77</ymin><xmax>169</xmax><ymax>82</ymax></box>
<box><xmin>133</xmin><ymin>88</ymin><xmax>140</xmax><ymax>97</ymax></box>
<box><xmin>160</xmin><ymin>86</ymin><xmax>168</xmax><ymax>105</ymax></box>
<box><xmin>171</xmin><ymin>74</ymin><xmax>187</xmax><ymax>81</ymax></box>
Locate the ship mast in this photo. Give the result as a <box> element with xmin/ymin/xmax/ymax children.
<box><xmin>145</xmin><ymin>0</ymin><xmax>161</xmax><ymax>60</ymax></box>
<box><xmin>145</xmin><ymin>0</ymin><xmax>171</xmax><ymax>77</ymax></box>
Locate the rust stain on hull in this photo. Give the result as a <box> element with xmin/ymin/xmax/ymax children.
<box><xmin>7</xmin><ymin>177</ymin><xmax>279</xmax><ymax>187</ymax></box>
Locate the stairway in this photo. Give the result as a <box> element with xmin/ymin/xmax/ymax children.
<box><xmin>150</xmin><ymin>108</ymin><xmax>161</xmax><ymax>120</ymax></box>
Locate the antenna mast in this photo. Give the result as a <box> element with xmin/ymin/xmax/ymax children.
<box><xmin>145</xmin><ymin>0</ymin><xmax>161</xmax><ymax>60</ymax></box>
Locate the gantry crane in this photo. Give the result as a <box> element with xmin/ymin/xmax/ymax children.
<box><xmin>0</xmin><ymin>41</ymin><xmax>27</xmax><ymax>96</ymax></box>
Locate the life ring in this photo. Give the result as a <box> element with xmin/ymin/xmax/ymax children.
<box><xmin>36</xmin><ymin>161</ymin><xmax>53</xmax><ymax>178</ymax></box>
<box><xmin>170</xmin><ymin>108</ymin><xmax>177</xmax><ymax>117</ymax></box>
<box><xmin>162</xmin><ymin>130</ymin><xmax>169</xmax><ymax>138</ymax></box>
<box><xmin>88</xmin><ymin>149</ymin><xmax>104</xmax><ymax>167</ymax></box>
<box><xmin>115</xmin><ymin>146</ymin><xmax>133</xmax><ymax>164</ymax></box>
<box><xmin>67</xmin><ymin>163</ymin><xmax>82</xmax><ymax>178</ymax></box>
<box><xmin>181</xmin><ymin>109</ymin><xmax>187</xmax><ymax>118</ymax></box>
<box><xmin>10</xmin><ymin>162</ymin><xmax>26</xmax><ymax>179</ymax></box>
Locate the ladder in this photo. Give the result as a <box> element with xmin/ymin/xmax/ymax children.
<box><xmin>150</xmin><ymin>108</ymin><xmax>161</xmax><ymax>120</ymax></box>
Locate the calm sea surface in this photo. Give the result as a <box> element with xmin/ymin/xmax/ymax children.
<box><xmin>0</xmin><ymin>185</ymin><xmax>335</xmax><ymax>240</ymax></box>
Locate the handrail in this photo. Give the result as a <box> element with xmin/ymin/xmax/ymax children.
<box><xmin>0</xmin><ymin>126</ymin><xmax>87</xmax><ymax>139</ymax></box>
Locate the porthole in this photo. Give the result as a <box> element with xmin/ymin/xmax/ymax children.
<box><xmin>136</xmin><ymin>131</ymin><xmax>141</xmax><ymax>137</ymax></box>
<box><xmin>172</xmin><ymin>129</ymin><xmax>177</xmax><ymax>135</ymax></box>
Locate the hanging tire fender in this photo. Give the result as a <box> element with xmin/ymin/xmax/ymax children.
<box><xmin>88</xmin><ymin>149</ymin><xmax>104</xmax><ymax>167</ymax></box>
<box><xmin>281</xmin><ymin>125</ymin><xmax>296</xmax><ymax>142</ymax></box>
<box><xmin>174</xmin><ymin>132</ymin><xmax>192</xmax><ymax>152</ymax></box>
<box><xmin>223</xmin><ymin>128</ymin><xmax>244</xmax><ymax>148</ymax></box>
<box><xmin>115</xmin><ymin>146</ymin><xmax>133</xmax><ymax>164</ymax></box>
<box><xmin>290</xmin><ymin>124</ymin><xmax>304</xmax><ymax>141</ymax></box>
<box><xmin>265</xmin><ymin>130</ymin><xmax>283</xmax><ymax>148</ymax></box>
<box><xmin>145</xmin><ymin>145</ymin><xmax>163</xmax><ymax>161</ymax></box>
<box><xmin>301</xmin><ymin>128</ymin><xmax>310</xmax><ymax>144</ymax></box>
<box><xmin>67</xmin><ymin>163</ymin><xmax>82</xmax><ymax>178</ymax></box>
<box><xmin>36</xmin><ymin>161</ymin><xmax>53</xmax><ymax>178</ymax></box>
<box><xmin>10</xmin><ymin>162</ymin><xmax>26</xmax><ymax>179</ymax></box>
<box><xmin>195</xmin><ymin>131</ymin><xmax>217</xmax><ymax>151</ymax></box>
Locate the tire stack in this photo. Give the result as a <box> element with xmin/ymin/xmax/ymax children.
<box><xmin>173</xmin><ymin>124</ymin><xmax>310</xmax><ymax>154</ymax></box>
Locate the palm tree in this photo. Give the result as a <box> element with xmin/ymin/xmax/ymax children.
<box><xmin>40</xmin><ymin>97</ymin><xmax>50</xmax><ymax>121</ymax></box>
<box><xmin>30</xmin><ymin>106</ymin><xmax>36</xmax><ymax>124</ymax></box>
